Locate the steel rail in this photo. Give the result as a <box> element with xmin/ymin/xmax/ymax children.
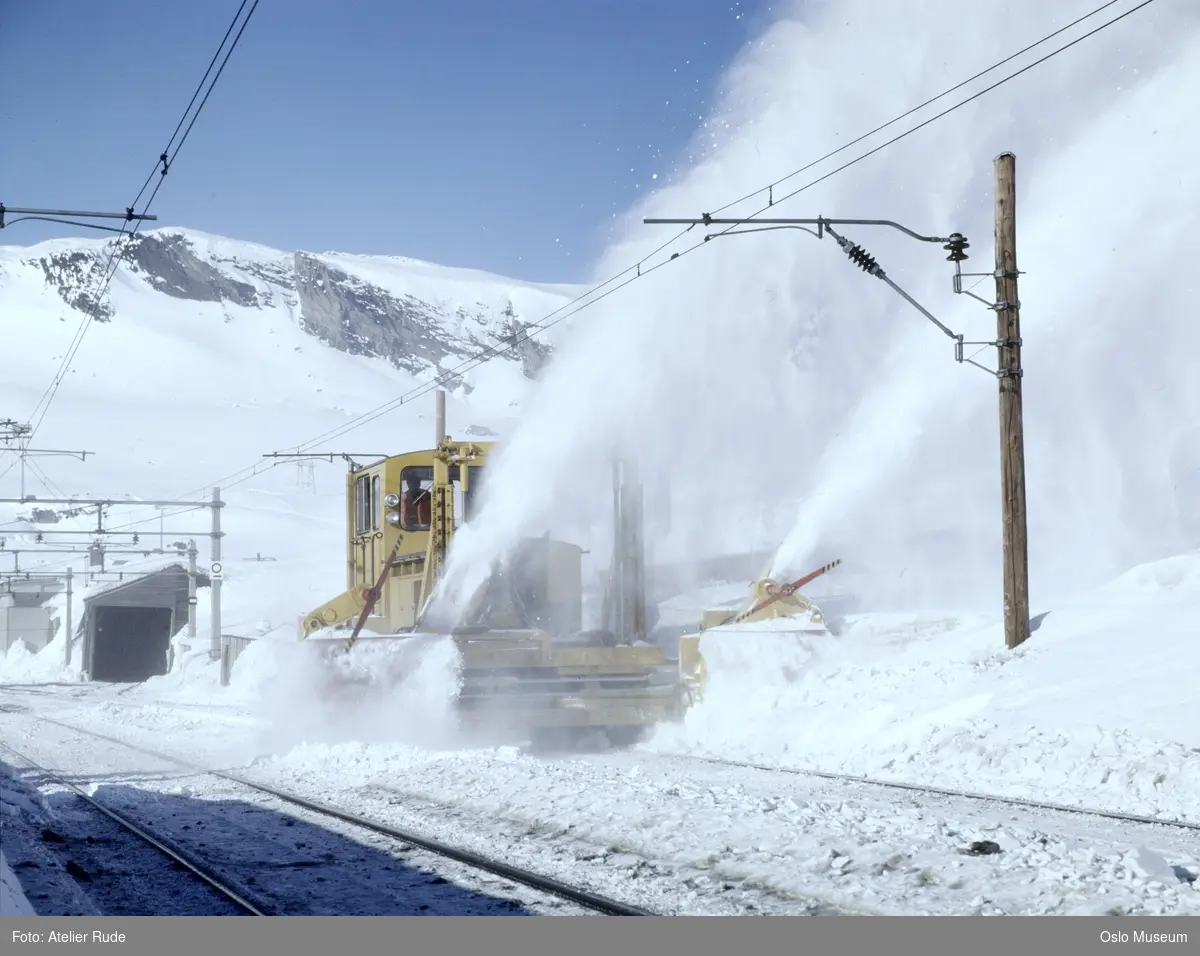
<box><xmin>8</xmin><ymin>713</ymin><xmax>654</xmax><ymax>915</ymax></box>
<box><xmin>0</xmin><ymin>739</ymin><xmax>268</xmax><ymax>915</ymax></box>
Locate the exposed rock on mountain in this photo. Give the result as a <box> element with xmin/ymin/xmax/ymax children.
<box><xmin>12</xmin><ymin>229</ymin><xmax>575</xmax><ymax>386</ymax></box>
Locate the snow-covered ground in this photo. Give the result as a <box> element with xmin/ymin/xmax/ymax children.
<box><xmin>2</xmin><ymin>683</ymin><xmax>1198</xmax><ymax>916</ymax></box>
<box><xmin>2</xmin><ymin>549</ymin><xmax>1199</xmax><ymax>914</ymax></box>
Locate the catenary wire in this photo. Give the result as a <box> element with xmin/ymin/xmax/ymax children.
<box><xmin>24</xmin><ymin>0</ymin><xmax>262</xmax><ymax>442</ymax></box>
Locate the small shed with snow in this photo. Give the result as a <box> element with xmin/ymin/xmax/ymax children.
<box><xmin>80</xmin><ymin>564</ymin><xmax>207</xmax><ymax>683</ymax></box>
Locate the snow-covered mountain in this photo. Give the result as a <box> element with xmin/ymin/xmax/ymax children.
<box><xmin>13</xmin><ymin>227</ymin><xmax>572</xmax><ymax>384</ymax></box>
<box><xmin>0</xmin><ymin>228</ymin><xmax>587</xmax><ymax>504</ymax></box>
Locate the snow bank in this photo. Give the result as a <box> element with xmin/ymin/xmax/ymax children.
<box><xmin>0</xmin><ymin>631</ymin><xmax>80</xmax><ymax>684</ymax></box>
<box><xmin>646</xmin><ymin>553</ymin><xmax>1200</xmax><ymax>820</ymax></box>
<box><xmin>134</xmin><ymin>646</ymin><xmax>230</xmax><ymax>702</ymax></box>
<box><xmin>0</xmin><ymin>762</ymin><xmax>40</xmax><ymax>911</ymax></box>
<box><xmin>0</xmin><ymin>851</ymin><xmax>36</xmax><ymax>915</ymax></box>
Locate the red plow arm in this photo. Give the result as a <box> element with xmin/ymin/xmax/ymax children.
<box><xmin>723</xmin><ymin>559</ymin><xmax>843</xmax><ymax>626</ymax></box>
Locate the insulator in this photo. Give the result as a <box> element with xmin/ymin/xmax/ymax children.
<box><xmin>845</xmin><ymin>243</ymin><xmax>879</xmax><ymax>274</ymax></box>
<box><xmin>944</xmin><ymin>232</ymin><xmax>970</xmax><ymax>262</ymax></box>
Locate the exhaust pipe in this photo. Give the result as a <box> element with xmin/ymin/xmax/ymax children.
<box><xmin>610</xmin><ymin>458</ymin><xmax>647</xmax><ymax>644</ymax></box>
<box><xmin>435</xmin><ymin>389</ymin><xmax>446</xmax><ymax>445</ymax></box>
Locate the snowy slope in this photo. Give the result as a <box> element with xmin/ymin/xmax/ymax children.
<box><xmin>1</xmin><ymin>226</ymin><xmax>582</xmax><ymax>500</ymax></box>
<box><xmin>13</xmin><ymin>227</ymin><xmax>577</xmax><ymax>380</ymax></box>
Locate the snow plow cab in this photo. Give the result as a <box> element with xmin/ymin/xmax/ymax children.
<box><xmin>298</xmin><ymin>394</ymin><xmax>684</xmax><ymax>748</ymax></box>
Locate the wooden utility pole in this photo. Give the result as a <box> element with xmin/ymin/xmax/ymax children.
<box><xmin>993</xmin><ymin>152</ymin><xmax>1030</xmax><ymax>649</ymax></box>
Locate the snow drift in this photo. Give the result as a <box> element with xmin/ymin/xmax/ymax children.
<box><xmin>647</xmin><ymin>551</ymin><xmax>1200</xmax><ymax>821</ymax></box>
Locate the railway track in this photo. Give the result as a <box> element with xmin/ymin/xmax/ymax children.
<box><xmin>6</xmin><ymin>690</ymin><xmax>1195</xmax><ymax>914</ymax></box>
<box><xmin>0</xmin><ymin>740</ymin><xmax>266</xmax><ymax>915</ymax></box>
<box><xmin>0</xmin><ymin>712</ymin><xmax>652</xmax><ymax>916</ymax></box>
<box><xmin>9</xmin><ymin>689</ymin><xmax>1196</xmax><ymax>836</ymax></box>
<box><xmin>656</xmin><ymin>752</ymin><xmax>1200</xmax><ymax>834</ymax></box>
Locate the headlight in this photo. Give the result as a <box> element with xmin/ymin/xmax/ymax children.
<box><xmin>385</xmin><ymin>512</ymin><xmax>402</xmax><ymax>527</ymax></box>
<box><xmin>384</xmin><ymin>493</ymin><xmax>401</xmax><ymax>508</ymax></box>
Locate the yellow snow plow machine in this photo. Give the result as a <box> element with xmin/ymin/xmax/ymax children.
<box><xmin>675</xmin><ymin>559</ymin><xmax>842</xmax><ymax>705</ymax></box>
<box><xmin>298</xmin><ymin>393</ymin><xmax>684</xmax><ymax>748</ymax></box>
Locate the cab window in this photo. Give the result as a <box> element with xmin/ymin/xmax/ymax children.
<box><xmin>399</xmin><ymin>466</ymin><xmax>433</xmax><ymax>531</ymax></box>
<box><xmin>463</xmin><ymin>465</ymin><xmax>486</xmax><ymax>522</ymax></box>
<box><xmin>354</xmin><ymin>474</ymin><xmax>371</xmax><ymax>533</ymax></box>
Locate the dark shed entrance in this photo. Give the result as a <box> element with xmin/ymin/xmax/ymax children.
<box><xmin>81</xmin><ymin>564</ymin><xmax>201</xmax><ymax>683</ymax></box>
<box><xmin>89</xmin><ymin>605</ymin><xmax>175</xmax><ymax>682</ymax></box>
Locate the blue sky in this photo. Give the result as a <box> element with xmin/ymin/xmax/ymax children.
<box><xmin>1</xmin><ymin>0</ymin><xmax>774</xmax><ymax>282</ymax></box>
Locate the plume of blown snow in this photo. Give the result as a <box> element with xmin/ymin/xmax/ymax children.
<box><xmin>233</xmin><ymin>631</ymin><xmax>467</xmax><ymax>753</ymax></box>
<box><xmin>430</xmin><ymin>0</ymin><xmax>1200</xmax><ymax>621</ymax></box>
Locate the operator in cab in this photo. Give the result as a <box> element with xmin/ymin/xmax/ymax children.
<box><xmin>402</xmin><ymin>473</ymin><xmax>432</xmax><ymax>529</ymax></box>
